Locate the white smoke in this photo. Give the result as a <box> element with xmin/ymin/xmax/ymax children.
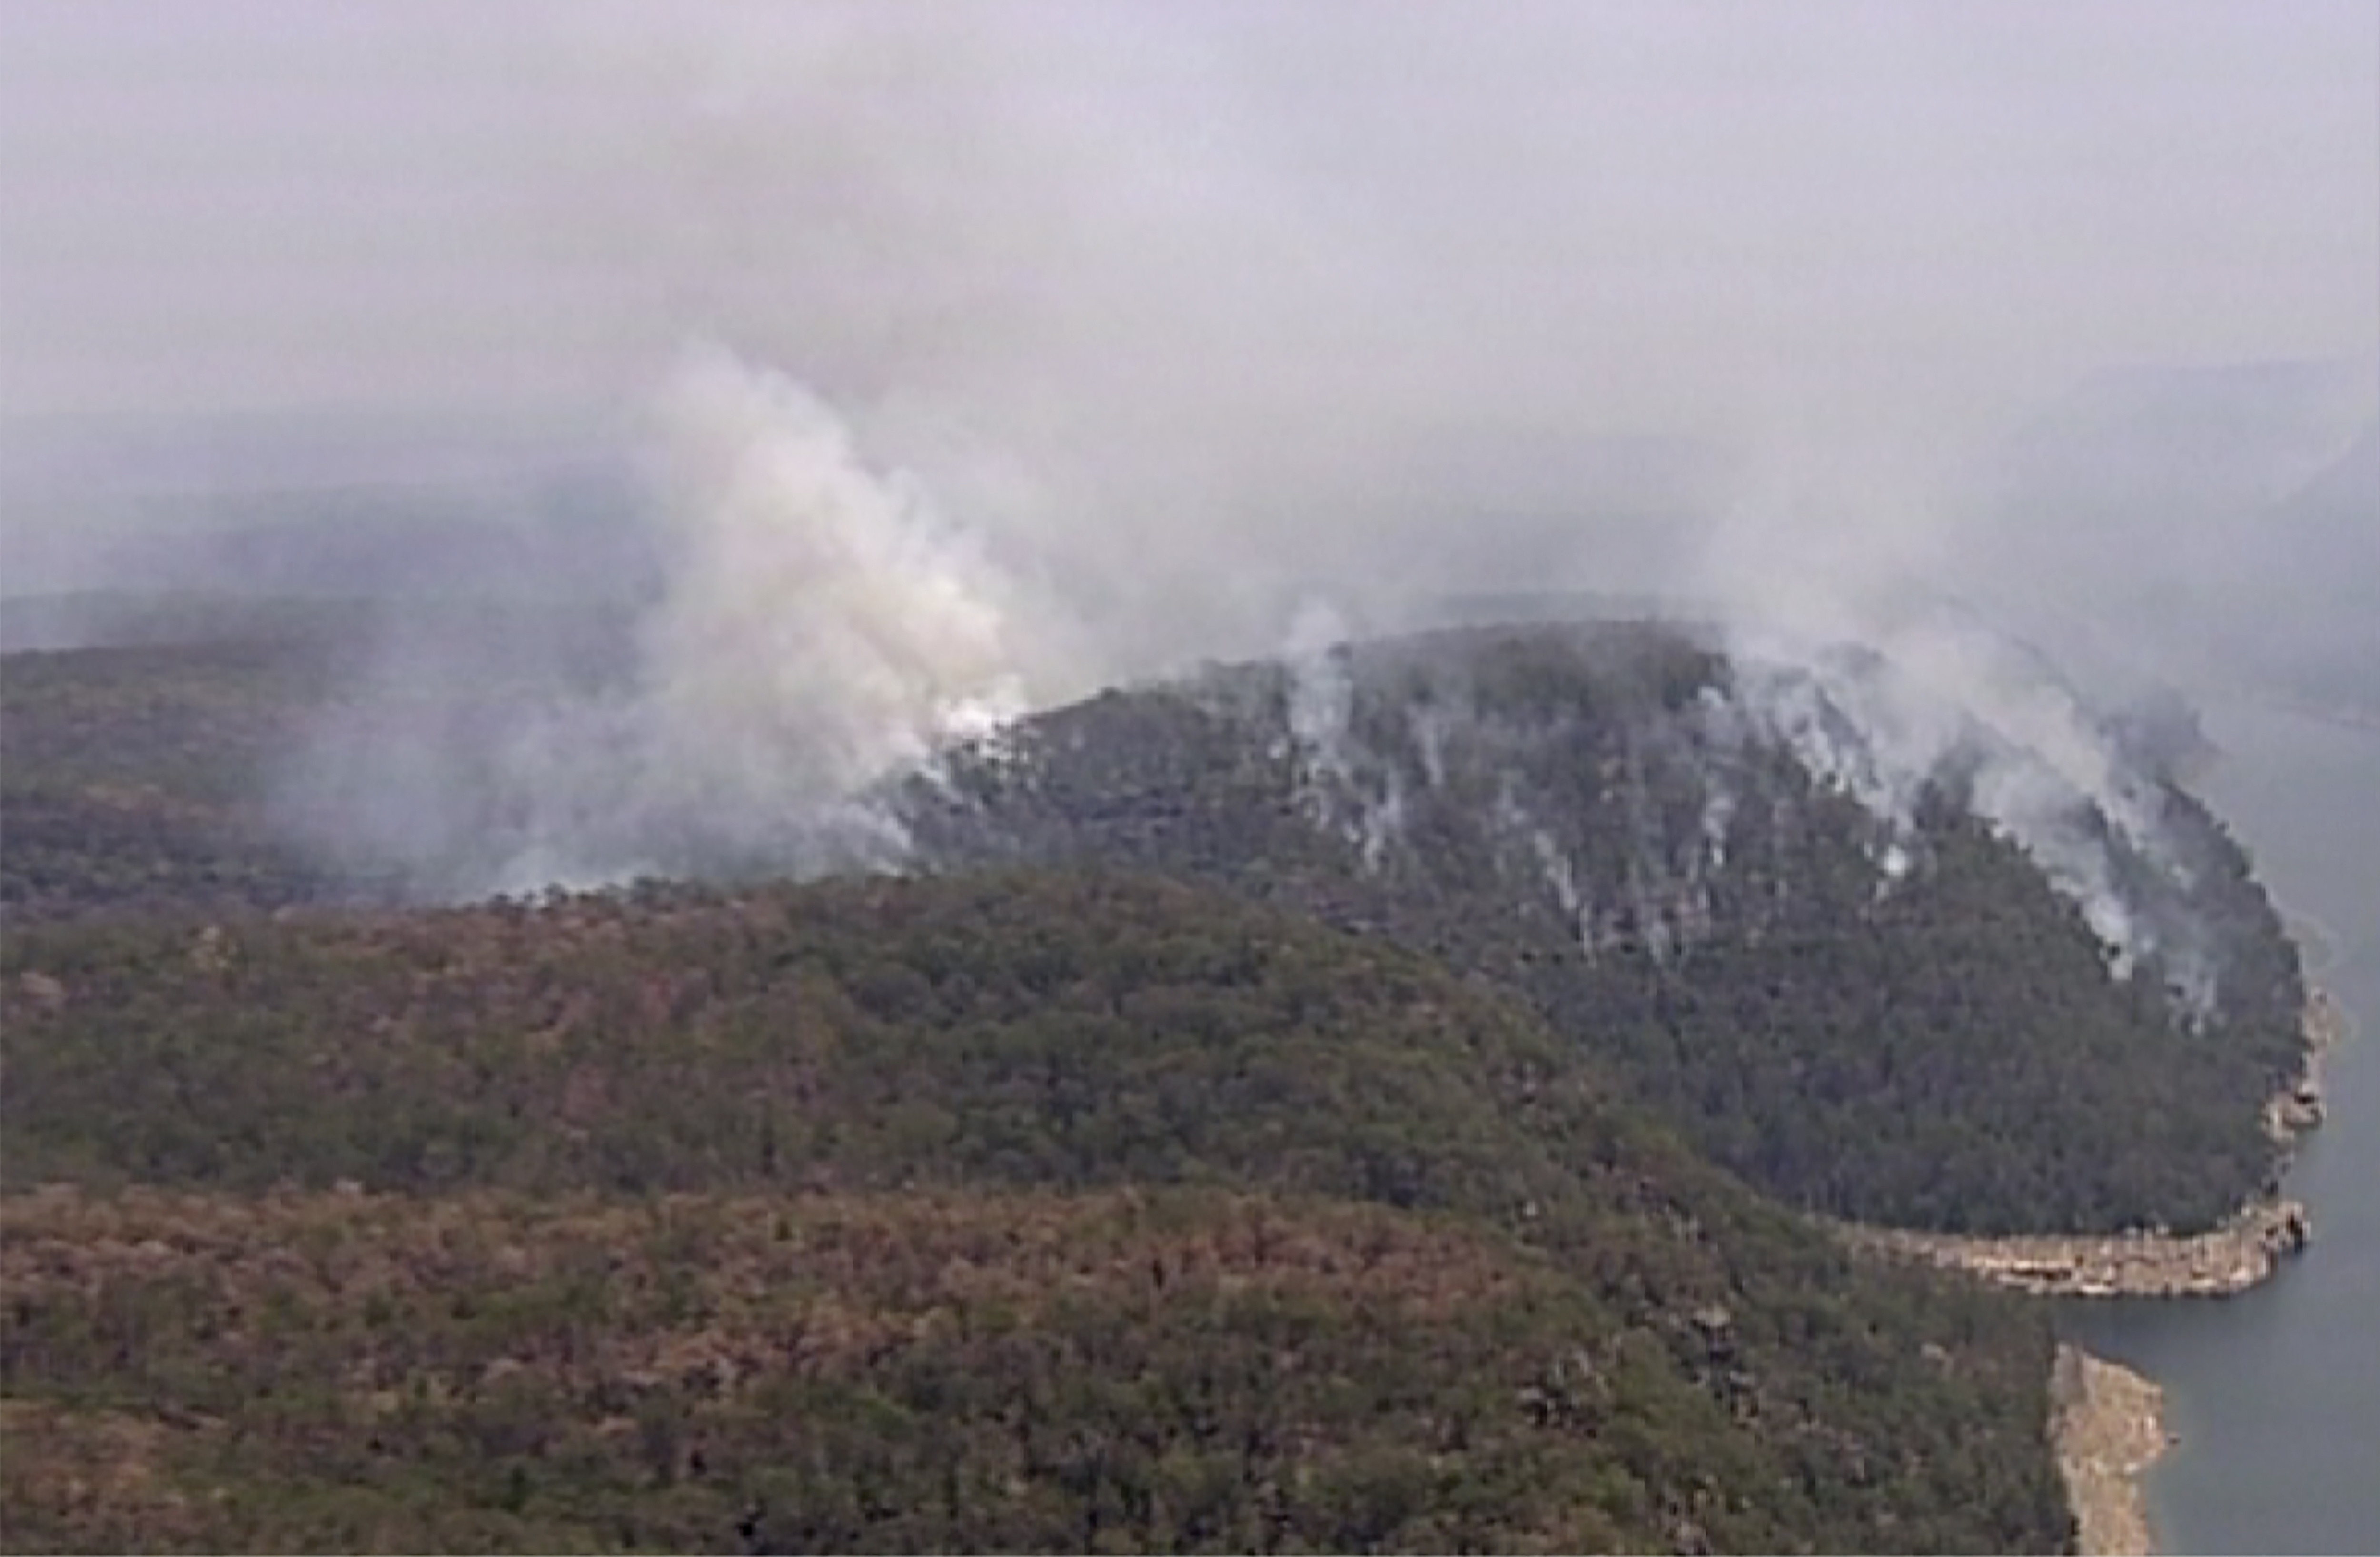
<box><xmin>286</xmin><ymin>345</ymin><xmax>1064</xmax><ymax>895</ymax></box>
<box><xmin>1714</xmin><ymin>579</ymin><xmax>2205</xmax><ymax>991</ymax></box>
<box><xmin>214</xmin><ymin>3</ymin><xmax>2354</xmax><ymax>986</ymax></box>
<box><xmin>1283</xmin><ymin>598</ymin><xmax>1356</xmax><ymax>779</ymax></box>
<box><xmin>1691</xmin><ymin>687</ymin><xmax>1743</xmax><ymax>874</ymax></box>
<box><xmin>631</xmin><ymin>347</ymin><xmax>1037</xmax><ymax>818</ymax></box>
<box><xmin>1285</xmin><ymin>596</ymin><xmax>1405</xmax><ymax>864</ymax></box>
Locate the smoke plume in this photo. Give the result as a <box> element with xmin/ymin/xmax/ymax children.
<box><xmin>284</xmin><ymin>345</ymin><xmax>1079</xmax><ymax>895</ymax></box>
<box><xmin>10</xmin><ymin>4</ymin><xmax>2365</xmax><ymax>977</ymax></box>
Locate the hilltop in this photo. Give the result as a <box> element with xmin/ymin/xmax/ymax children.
<box><xmin>0</xmin><ymin>602</ymin><xmax>2318</xmax><ymax>1551</ymax></box>
<box><xmin>902</xmin><ymin>621</ymin><xmax>2310</xmax><ymax>1236</ymax></box>
<box><xmin>0</xmin><ymin>612</ymin><xmax>2311</xmax><ymax>1237</ymax></box>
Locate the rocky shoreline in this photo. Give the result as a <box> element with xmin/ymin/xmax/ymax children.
<box><xmin>2051</xmin><ymin>1344</ymin><xmax>2172</xmax><ymax>1556</ymax></box>
<box><xmin>1840</xmin><ymin>1196</ymin><xmax>2311</xmax><ymax>1299</ymax></box>
<box><xmin>1840</xmin><ymin>988</ymin><xmax>2348</xmax><ymax>1553</ymax></box>
<box><xmin>1842</xmin><ymin>989</ymin><xmax>2340</xmax><ymax>1300</ymax></box>
<box><xmin>2267</xmin><ymin>987</ymin><xmax>2345</xmax><ymax>1146</ymax></box>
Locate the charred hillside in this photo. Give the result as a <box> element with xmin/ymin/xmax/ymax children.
<box><xmin>900</xmin><ymin>621</ymin><xmax>2308</xmax><ymax>1237</ymax></box>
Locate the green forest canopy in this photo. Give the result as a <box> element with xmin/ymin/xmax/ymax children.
<box><xmin>1</xmin><ymin>869</ymin><xmax>2071</xmax><ymax>1554</ymax></box>
<box><xmin>908</xmin><ymin>625</ymin><xmax>2309</xmax><ymax>1235</ymax></box>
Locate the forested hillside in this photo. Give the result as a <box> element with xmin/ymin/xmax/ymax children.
<box><xmin>0</xmin><ymin>615</ymin><xmax>2308</xmax><ymax>1237</ymax></box>
<box><xmin>903</xmin><ymin>623</ymin><xmax>2309</xmax><ymax>1235</ymax></box>
<box><xmin>0</xmin><ymin>604</ymin><xmax>624</xmax><ymax>920</ymax></box>
<box><xmin>1</xmin><ymin>871</ymin><xmax>2071</xmax><ymax>1554</ymax></box>
<box><xmin>0</xmin><ymin>635</ymin><xmax>347</xmax><ymax>920</ymax></box>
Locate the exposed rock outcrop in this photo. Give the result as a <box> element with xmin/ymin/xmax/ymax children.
<box><xmin>2052</xmin><ymin>1344</ymin><xmax>2171</xmax><ymax>1557</ymax></box>
<box><xmin>2267</xmin><ymin>988</ymin><xmax>2345</xmax><ymax>1147</ymax></box>
<box><xmin>1843</xmin><ymin>1198</ymin><xmax>2310</xmax><ymax>1298</ymax></box>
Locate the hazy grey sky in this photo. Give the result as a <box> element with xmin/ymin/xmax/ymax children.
<box><xmin>2</xmin><ymin>0</ymin><xmax>2372</xmax><ymax>434</ymax></box>
<box><xmin>3</xmin><ymin>1</ymin><xmax>2370</xmax><ymax>892</ymax></box>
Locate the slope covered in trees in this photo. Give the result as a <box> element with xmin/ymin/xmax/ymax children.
<box><xmin>2</xmin><ymin>871</ymin><xmax>2071</xmax><ymax>1554</ymax></box>
<box><xmin>0</xmin><ymin>605</ymin><xmax>623</xmax><ymax>920</ymax></box>
<box><xmin>0</xmin><ymin>614</ymin><xmax>2309</xmax><ymax>1240</ymax></box>
<box><xmin>0</xmin><ymin>635</ymin><xmax>344</xmax><ymax>920</ymax></box>
<box><xmin>902</xmin><ymin>623</ymin><xmax>2309</xmax><ymax>1235</ymax></box>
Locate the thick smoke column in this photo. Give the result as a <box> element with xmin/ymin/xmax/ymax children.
<box><xmin>217</xmin><ymin>2</ymin><xmax>2364</xmax><ymax>972</ymax></box>
<box><xmin>634</xmin><ymin>347</ymin><xmax>1038</xmax><ymax>817</ymax></box>
<box><xmin>287</xmin><ymin>346</ymin><xmax>1063</xmax><ymax>896</ymax></box>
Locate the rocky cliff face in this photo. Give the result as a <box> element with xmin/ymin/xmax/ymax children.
<box><xmin>1844</xmin><ymin>1199</ymin><xmax>2311</xmax><ymax>1299</ymax></box>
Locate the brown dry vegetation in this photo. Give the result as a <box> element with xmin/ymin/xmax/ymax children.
<box><xmin>1</xmin><ymin>870</ymin><xmax>2077</xmax><ymax>1553</ymax></box>
<box><xmin>0</xmin><ymin>1183</ymin><xmax>2015</xmax><ymax>1555</ymax></box>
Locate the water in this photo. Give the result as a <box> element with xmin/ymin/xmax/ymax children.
<box><xmin>2057</xmin><ymin>697</ymin><xmax>2380</xmax><ymax>1554</ymax></box>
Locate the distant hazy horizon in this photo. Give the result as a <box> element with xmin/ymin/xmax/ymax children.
<box><xmin>2</xmin><ymin>2</ymin><xmax>2371</xmax><ymax>796</ymax></box>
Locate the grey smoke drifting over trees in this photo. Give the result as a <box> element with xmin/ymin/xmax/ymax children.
<box><xmin>2</xmin><ymin>3</ymin><xmax>2373</xmax><ymax>925</ymax></box>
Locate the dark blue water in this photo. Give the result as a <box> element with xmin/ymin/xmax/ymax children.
<box><xmin>2058</xmin><ymin>698</ymin><xmax>2380</xmax><ymax>1553</ymax></box>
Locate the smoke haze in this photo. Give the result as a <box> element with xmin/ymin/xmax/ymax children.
<box><xmin>3</xmin><ymin>2</ymin><xmax>2374</xmax><ymax>922</ymax></box>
